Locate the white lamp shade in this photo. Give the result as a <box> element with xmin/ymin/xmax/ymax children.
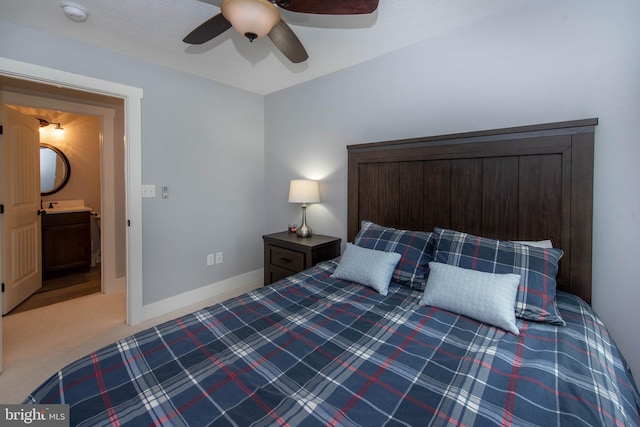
<box><xmin>221</xmin><ymin>0</ymin><xmax>281</xmax><ymax>39</ymax></box>
<box><xmin>288</xmin><ymin>180</ymin><xmax>320</xmax><ymax>204</ymax></box>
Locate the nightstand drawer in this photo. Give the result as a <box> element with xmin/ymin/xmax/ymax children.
<box><xmin>268</xmin><ymin>268</ymin><xmax>296</xmax><ymax>285</ymax></box>
<box><xmin>270</xmin><ymin>246</ymin><xmax>305</xmax><ymax>272</ymax></box>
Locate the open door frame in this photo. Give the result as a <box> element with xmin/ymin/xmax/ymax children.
<box><xmin>0</xmin><ymin>57</ymin><xmax>144</xmax><ymax>331</ymax></box>
<box><xmin>3</xmin><ymin>92</ymin><xmax>122</xmax><ymax>296</ymax></box>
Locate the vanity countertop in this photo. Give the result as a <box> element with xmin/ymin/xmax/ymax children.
<box><xmin>42</xmin><ymin>199</ymin><xmax>92</xmax><ymax>214</ymax></box>
<box><xmin>44</xmin><ymin>206</ymin><xmax>92</xmax><ymax>214</ymax></box>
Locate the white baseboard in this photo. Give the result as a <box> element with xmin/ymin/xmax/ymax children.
<box><xmin>141</xmin><ymin>269</ymin><xmax>264</xmax><ymax>322</ymax></box>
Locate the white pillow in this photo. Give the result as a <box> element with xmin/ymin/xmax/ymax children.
<box><xmin>513</xmin><ymin>240</ymin><xmax>553</xmax><ymax>248</ymax></box>
<box><xmin>331</xmin><ymin>243</ymin><xmax>401</xmax><ymax>296</ymax></box>
<box><xmin>420</xmin><ymin>262</ymin><xmax>521</xmax><ymax>334</ymax></box>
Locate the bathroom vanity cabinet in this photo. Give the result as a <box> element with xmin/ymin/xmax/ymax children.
<box><xmin>42</xmin><ymin>211</ymin><xmax>91</xmax><ymax>277</ymax></box>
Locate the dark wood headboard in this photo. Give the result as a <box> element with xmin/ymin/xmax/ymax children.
<box><xmin>347</xmin><ymin>119</ymin><xmax>597</xmax><ymax>303</ymax></box>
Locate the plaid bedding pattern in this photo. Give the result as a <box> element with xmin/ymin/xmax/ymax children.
<box><xmin>355</xmin><ymin>221</ymin><xmax>435</xmax><ymax>290</ymax></box>
<box><xmin>433</xmin><ymin>227</ymin><xmax>565</xmax><ymax>326</ymax></box>
<box><xmin>26</xmin><ymin>261</ymin><xmax>640</xmax><ymax>426</ymax></box>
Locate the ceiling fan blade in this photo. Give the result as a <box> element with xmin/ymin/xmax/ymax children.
<box><xmin>276</xmin><ymin>0</ymin><xmax>379</xmax><ymax>15</ymax></box>
<box><xmin>268</xmin><ymin>20</ymin><xmax>308</xmax><ymax>63</ymax></box>
<box><xmin>183</xmin><ymin>13</ymin><xmax>232</xmax><ymax>44</ymax></box>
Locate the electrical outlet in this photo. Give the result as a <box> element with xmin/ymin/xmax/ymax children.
<box><xmin>215</xmin><ymin>252</ymin><xmax>223</xmax><ymax>264</ymax></box>
<box><xmin>207</xmin><ymin>253</ymin><xmax>215</xmax><ymax>266</ymax></box>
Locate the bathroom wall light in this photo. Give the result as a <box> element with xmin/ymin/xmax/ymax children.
<box><xmin>38</xmin><ymin>118</ymin><xmax>64</xmax><ymax>130</ymax></box>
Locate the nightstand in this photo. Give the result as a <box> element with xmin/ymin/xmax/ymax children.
<box><xmin>263</xmin><ymin>231</ymin><xmax>341</xmax><ymax>285</ymax></box>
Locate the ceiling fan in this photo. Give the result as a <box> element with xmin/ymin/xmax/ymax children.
<box><xmin>183</xmin><ymin>0</ymin><xmax>379</xmax><ymax>63</ymax></box>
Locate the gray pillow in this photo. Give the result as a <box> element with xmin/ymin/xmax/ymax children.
<box><xmin>331</xmin><ymin>243</ymin><xmax>401</xmax><ymax>296</ymax></box>
<box><xmin>433</xmin><ymin>227</ymin><xmax>564</xmax><ymax>325</ymax></box>
<box><xmin>420</xmin><ymin>262</ymin><xmax>521</xmax><ymax>334</ymax></box>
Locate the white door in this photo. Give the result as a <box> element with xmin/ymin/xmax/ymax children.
<box><xmin>1</xmin><ymin>105</ymin><xmax>42</xmax><ymax>315</ymax></box>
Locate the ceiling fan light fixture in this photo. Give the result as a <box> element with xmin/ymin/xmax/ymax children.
<box><xmin>221</xmin><ymin>0</ymin><xmax>280</xmax><ymax>41</ymax></box>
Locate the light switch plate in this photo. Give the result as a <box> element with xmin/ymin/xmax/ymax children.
<box><xmin>142</xmin><ymin>184</ymin><xmax>156</xmax><ymax>198</ymax></box>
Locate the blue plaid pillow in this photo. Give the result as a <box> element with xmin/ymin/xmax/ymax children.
<box><xmin>433</xmin><ymin>228</ymin><xmax>565</xmax><ymax>325</ymax></box>
<box><xmin>354</xmin><ymin>221</ymin><xmax>435</xmax><ymax>290</ymax></box>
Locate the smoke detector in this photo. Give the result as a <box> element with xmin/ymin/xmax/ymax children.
<box><xmin>61</xmin><ymin>2</ymin><xmax>88</xmax><ymax>23</ymax></box>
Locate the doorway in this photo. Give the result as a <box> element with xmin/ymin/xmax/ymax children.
<box><xmin>1</xmin><ymin>90</ymin><xmax>122</xmax><ymax>313</ymax></box>
<box><xmin>0</xmin><ymin>57</ymin><xmax>143</xmax><ymax>373</ymax></box>
<box><xmin>5</xmin><ymin>106</ymin><xmax>103</xmax><ymax>314</ymax></box>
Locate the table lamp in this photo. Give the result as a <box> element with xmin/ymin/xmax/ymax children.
<box><xmin>288</xmin><ymin>179</ymin><xmax>320</xmax><ymax>237</ymax></box>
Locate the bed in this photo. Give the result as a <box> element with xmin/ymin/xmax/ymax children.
<box><xmin>26</xmin><ymin>119</ymin><xmax>640</xmax><ymax>426</ymax></box>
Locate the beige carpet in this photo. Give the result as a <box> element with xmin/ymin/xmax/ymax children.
<box><xmin>0</xmin><ymin>286</ymin><xmax>255</xmax><ymax>404</ymax></box>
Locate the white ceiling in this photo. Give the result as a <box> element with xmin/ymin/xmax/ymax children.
<box><xmin>0</xmin><ymin>0</ymin><xmax>525</xmax><ymax>95</ymax></box>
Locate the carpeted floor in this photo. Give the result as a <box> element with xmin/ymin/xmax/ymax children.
<box><xmin>0</xmin><ymin>283</ymin><xmax>259</xmax><ymax>404</ymax></box>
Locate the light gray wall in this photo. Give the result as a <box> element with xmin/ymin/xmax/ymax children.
<box><xmin>265</xmin><ymin>0</ymin><xmax>640</xmax><ymax>381</ymax></box>
<box><xmin>0</xmin><ymin>19</ymin><xmax>266</xmax><ymax>305</ymax></box>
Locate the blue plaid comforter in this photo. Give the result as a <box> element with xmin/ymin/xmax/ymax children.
<box><xmin>26</xmin><ymin>261</ymin><xmax>640</xmax><ymax>426</ymax></box>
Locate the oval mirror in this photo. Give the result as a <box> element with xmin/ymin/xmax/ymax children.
<box><xmin>40</xmin><ymin>144</ymin><xmax>71</xmax><ymax>196</ymax></box>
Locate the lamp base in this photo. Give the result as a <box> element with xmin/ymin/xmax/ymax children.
<box><xmin>296</xmin><ymin>224</ymin><xmax>312</xmax><ymax>238</ymax></box>
<box><xmin>296</xmin><ymin>204</ymin><xmax>312</xmax><ymax>238</ymax></box>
